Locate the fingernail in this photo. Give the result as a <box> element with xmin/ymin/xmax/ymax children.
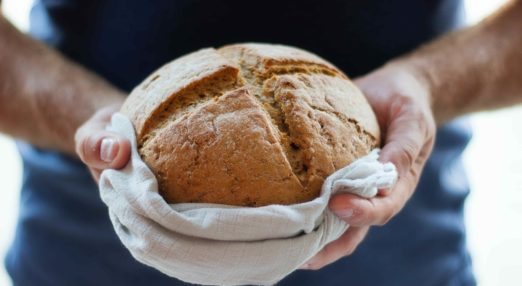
<box><xmin>334</xmin><ymin>208</ymin><xmax>354</xmax><ymax>218</ymax></box>
<box><xmin>100</xmin><ymin>138</ymin><xmax>118</xmax><ymax>163</ymax></box>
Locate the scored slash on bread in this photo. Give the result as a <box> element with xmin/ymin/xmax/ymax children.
<box><xmin>121</xmin><ymin>43</ymin><xmax>380</xmax><ymax>207</ymax></box>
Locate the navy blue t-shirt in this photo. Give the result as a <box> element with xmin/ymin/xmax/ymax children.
<box><xmin>5</xmin><ymin>1</ymin><xmax>475</xmax><ymax>285</ymax></box>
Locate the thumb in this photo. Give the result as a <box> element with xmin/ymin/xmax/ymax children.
<box><xmin>74</xmin><ymin>104</ymin><xmax>131</xmax><ymax>171</ymax></box>
<box><xmin>76</xmin><ymin>130</ymin><xmax>131</xmax><ymax>170</ymax></box>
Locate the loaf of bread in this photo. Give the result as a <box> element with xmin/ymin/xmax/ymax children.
<box><xmin>121</xmin><ymin>43</ymin><xmax>380</xmax><ymax>207</ymax></box>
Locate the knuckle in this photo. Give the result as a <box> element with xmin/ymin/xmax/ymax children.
<box><xmin>389</xmin><ymin>94</ymin><xmax>415</xmax><ymax>117</ymax></box>
<box><xmin>409</xmin><ymin>167</ymin><xmax>420</xmax><ymax>180</ymax></box>
<box><xmin>348</xmin><ymin>207</ymin><xmax>370</xmax><ymax>226</ymax></box>
<box><xmin>396</xmin><ymin>146</ymin><xmax>415</xmax><ymax>171</ymax></box>
<box><xmin>419</xmin><ymin>112</ymin><xmax>436</xmax><ymax>141</ymax></box>
<box><xmin>393</xmin><ymin>92</ymin><xmax>415</xmax><ymax>106</ymax></box>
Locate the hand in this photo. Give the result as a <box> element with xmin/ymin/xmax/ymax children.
<box><xmin>75</xmin><ymin>104</ymin><xmax>131</xmax><ymax>182</ymax></box>
<box><xmin>301</xmin><ymin>63</ymin><xmax>436</xmax><ymax>270</ymax></box>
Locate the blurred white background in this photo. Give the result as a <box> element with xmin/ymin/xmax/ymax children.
<box><xmin>0</xmin><ymin>0</ymin><xmax>520</xmax><ymax>285</ymax></box>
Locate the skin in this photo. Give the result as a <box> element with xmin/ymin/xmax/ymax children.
<box><xmin>302</xmin><ymin>66</ymin><xmax>436</xmax><ymax>269</ymax></box>
<box><xmin>304</xmin><ymin>0</ymin><xmax>522</xmax><ymax>269</ymax></box>
<box><xmin>0</xmin><ymin>7</ymin><xmax>130</xmax><ymax>175</ymax></box>
<box><xmin>0</xmin><ymin>11</ymin><xmax>128</xmax><ymax>153</ymax></box>
<box><xmin>0</xmin><ymin>0</ymin><xmax>521</xmax><ymax>272</ymax></box>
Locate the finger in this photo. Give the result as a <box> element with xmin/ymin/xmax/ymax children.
<box><xmin>300</xmin><ymin>227</ymin><xmax>369</xmax><ymax>270</ymax></box>
<box><xmin>328</xmin><ymin>173</ymin><xmax>415</xmax><ymax>226</ymax></box>
<box><xmin>378</xmin><ymin>109</ymin><xmax>426</xmax><ymax>177</ymax></box>
<box><xmin>329</xmin><ymin>139</ymin><xmax>433</xmax><ymax>226</ymax></box>
<box><xmin>76</xmin><ymin>130</ymin><xmax>131</xmax><ymax>170</ymax></box>
<box><xmin>75</xmin><ymin>103</ymin><xmax>131</xmax><ymax>170</ymax></box>
<box><xmin>330</xmin><ymin>110</ymin><xmax>427</xmax><ymax>225</ymax></box>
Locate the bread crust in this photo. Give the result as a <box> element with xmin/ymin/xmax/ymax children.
<box><xmin>121</xmin><ymin>43</ymin><xmax>380</xmax><ymax>206</ymax></box>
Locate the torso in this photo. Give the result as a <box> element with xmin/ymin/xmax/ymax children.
<box><xmin>6</xmin><ymin>1</ymin><xmax>475</xmax><ymax>285</ymax></box>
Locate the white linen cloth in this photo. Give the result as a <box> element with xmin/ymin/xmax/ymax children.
<box><xmin>99</xmin><ymin>113</ymin><xmax>397</xmax><ymax>286</ymax></box>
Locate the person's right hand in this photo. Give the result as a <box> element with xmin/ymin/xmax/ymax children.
<box><xmin>75</xmin><ymin>104</ymin><xmax>131</xmax><ymax>182</ymax></box>
<box><xmin>301</xmin><ymin>62</ymin><xmax>437</xmax><ymax>270</ymax></box>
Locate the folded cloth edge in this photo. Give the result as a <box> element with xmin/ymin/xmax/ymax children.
<box><xmin>99</xmin><ymin>113</ymin><xmax>397</xmax><ymax>286</ymax></box>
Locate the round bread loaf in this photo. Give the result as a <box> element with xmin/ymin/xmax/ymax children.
<box><xmin>121</xmin><ymin>43</ymin><xmax>380</xmax><ymax>207</ymax></box>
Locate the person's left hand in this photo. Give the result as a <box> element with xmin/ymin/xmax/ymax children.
<box><xmin>300</xmin><ymin>62</ymin><xmax>436</xmax><ymax>270</ymax></box>
<box><xmin>75</xmin><ymin>103</ymin><xmax>131</xmax><ymax>182</ymax></box>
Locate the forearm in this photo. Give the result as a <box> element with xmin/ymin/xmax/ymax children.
<box><xmin>392</xmin><ymin>0</ymin><xmax>522</xmax><ymax>124</ymax></box>
<box><xmin>0</xmin><ymin>15</ymin><xmax>125</xmax><ymax>154</ymax></box>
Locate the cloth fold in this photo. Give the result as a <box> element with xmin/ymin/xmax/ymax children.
<box><xmin>99</xmin><ymin>113</ymin><xmax>397</xmax><ymax>286</ymax></box>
